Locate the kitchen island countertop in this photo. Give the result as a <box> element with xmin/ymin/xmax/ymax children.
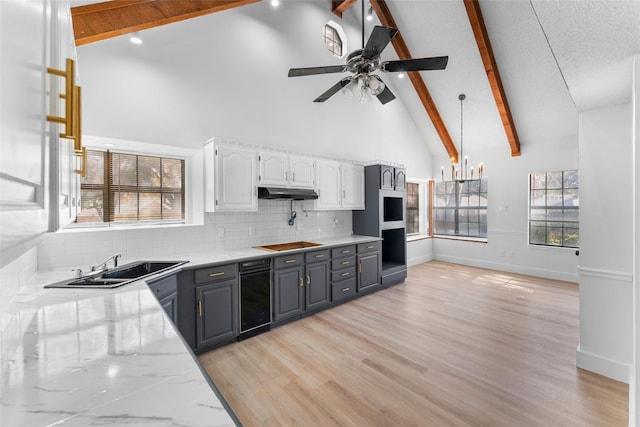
<box><xmin>1</xmin><ymin>234</ymin><xmax>381</xmax><ymax>426</ymax></box>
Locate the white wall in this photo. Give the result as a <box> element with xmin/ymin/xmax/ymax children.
<box><xmin>430</xmin><ymin>140</ymin><xmax>579</xmax><ymax>282</ymax></box>
<box><xmin>577</xmin><ymin>102</ymin><xmax>633</xmax><ymax>383</ymax></box>
<box><xmin>631</xmin><ymin>55</ymin><xmax>640</xmax><ymax>426</ymax></box>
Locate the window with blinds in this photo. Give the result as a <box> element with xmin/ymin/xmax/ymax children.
<box><xmin>75</xmin><ymin>150</ymin><xmax>185</xmax><ymax>225</ymax></box>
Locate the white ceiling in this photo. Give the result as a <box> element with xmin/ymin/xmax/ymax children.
<box><xmin>74</xmin><ymin>0</ymin><xmax>640</xmax><ymax>161</ymax></box>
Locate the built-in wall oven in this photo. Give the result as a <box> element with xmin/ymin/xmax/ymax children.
<box><xmin>239</xmin><ymin>258</ymin><xmax>271</xmax><ymax>340</ymax></box>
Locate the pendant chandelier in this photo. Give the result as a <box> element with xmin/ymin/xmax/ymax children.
<box><xmin>441</xmin><ymin>93</ymin><xmax>484</xmax><ymax>182</ymax></box>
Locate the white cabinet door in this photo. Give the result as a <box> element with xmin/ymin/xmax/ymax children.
<box><xmin>0</xmin><ymin>0</ymin><xmax>51</xmax><ymax>266</ymax></box>
<box><xmin>214</xmin><ymin>144</ymin><xmax>258</xmax><ymax>212</ymax></box>
<box><xmin>342</xmin><ymin>163</ymin><xmax>365</xmax><ymax>210</ymax></box>
<box><xmin>50</xmin><ymin>0</ymin><xmax>80</xmax><ymax>228</ymax></box>
<box><xmin>259</xmin><ymin>152</ymin><xmax>288</xmax><ymax>187</ymax></box>
<box><xmin>314</xmin><ymin>159</ymin><xmax>342</xmax><ymax>210</ymax></box>
<box><xmin>289</xmin><ymin>155</ymin><xmax>315</xmax><ymax>189</ymax></box>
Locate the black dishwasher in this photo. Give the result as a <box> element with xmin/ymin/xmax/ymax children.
<box><xmin>239</xmin><ymin>258</ymin><xmax>272</xmax><ymax>340</ymax></box>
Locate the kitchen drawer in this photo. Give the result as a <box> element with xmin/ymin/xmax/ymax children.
<box><xmin>305</xmin><ymin>249</ymin><xmax>330</xmax><ymax>263</ymax></box>
<box><xmin>273</xmin><ymin>253</ymin><xmax>305</xmax><ymax>270</ymax></box>
<box><xmin>194</xmin><ymin>263</ymin><xmax>237</xmax><ymax>284</ymax></box>
<box><xmin>148</xmin><ymin>274</ymin><xmax>177</xmax><ymax>301</ymax></box>
<box><xmin>331</xmin><ymin>245</ymin><xmax>356</xmax><ymax>258</ymax></box>
<box><xmin>331</xmin><ymin>255</ymin><xmax>356</xmax><ymax>270</ymax></box>
<box><xmin>332</xmin><ymin>266</ymin><xmax>356</xmax><ymax>282</ymax></box>
<box><xmin>332</xmin><ymin>278</ymin><xmax>356</xmax><ymax>301</ymax></box>
<box><xmin>358</xmin><ymin>241</ymin><xmax>381</xmax><ymax>253</ymax></box>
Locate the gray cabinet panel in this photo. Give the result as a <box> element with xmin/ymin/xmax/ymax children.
<box><xmin>160</xmin><ymin>292</ymin><xmax>177</xmax><ymax>322</ymax></box>
<box><xmin>305</xmin><ymin>261</ymin><xmax>330</xmax><ymax>310</ymax></box>
<box><xmin>358</xmin><ymin>252</ymin><xmax>380</xmax><ymax>292</ymax></box>
<box><xmin>273</xmin><ymin>266</ymin><xmax>304</xmax><ymax>322</ymax></box>
<box><xmin>332</xmin><ymin>278</ymin><xmax>357</xmax><ymax>301</ymax></box>
<box><xmin>196</xmin><ymin>279</ymin><xmax>238</xmax><ymax>349</ymax></box>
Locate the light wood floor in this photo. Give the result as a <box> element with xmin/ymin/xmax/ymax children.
<box><xmin>199</xmin><ymin>261</ymin><xmax>628</xmax><ymax>426</ymax></box>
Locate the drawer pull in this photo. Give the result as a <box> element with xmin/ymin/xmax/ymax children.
<box><xmin>341</xmin><ymin>250</ymin><xmax>350</xmax><ymax>254</ymax></box>
<box><xmin>315</xmin><ymin>254</ymin><xmax>325</xmax><ymax>258</ymax></box>
<box><xmin>341</xmin><ymin>272</ymin><xmax>350</xmax><ymax>277</ymax></box>
<box><xmin>209</xmin><ymin>272</ymin><xmax>225</xmax><ymax>277</ymax></box>
<box><xmin>341</xmin><ymin>261</ymin><xmax>350</xmax><ymax>265</ymax></box>
<box><xmin>341</xmin><ymin>287</ymin><xmax>350</xmax><ymax>292</ymax></box>
<box><xmin>285</xmin><ymin>259</ymin><xmax>297</xmax><ymax>264</ymax></box>
<box><xmin>367</xmin><ymin>245</ymin><xmax>374</xmax><ymax>249</ymax></box>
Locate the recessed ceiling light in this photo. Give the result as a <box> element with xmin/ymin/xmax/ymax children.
<box><xmin>270</xmin><ymin>0</ymin><xmax>279</xmax><ymax>7</ymax></box>
<box><xmin>398</xmin><ymin>72</ymin><xmax>405</xmax><ymax>79</ymax></box>
<box><xmin>129</xmin><ymin>32</ymin><xmax>142</xmax><ymax>45</ymax></box>
<box><xmin>103</xmin><ymin>143</ymin><xmax>114</xmax><ymax>147</ymax></box>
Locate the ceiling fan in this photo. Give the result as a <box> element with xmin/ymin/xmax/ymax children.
<box><xmin>287</xmin><ymin>4</ymin><xmax>448</xmax><ymax>104</ymax></box>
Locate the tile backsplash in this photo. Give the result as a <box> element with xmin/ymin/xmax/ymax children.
<box><xmin>37</xmin><ymin>200</ymin><xmax>353</xmax><ymax>271</ymax></box>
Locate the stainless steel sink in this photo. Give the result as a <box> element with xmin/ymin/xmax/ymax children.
<box><xmin>44</xmin><ymin>260</ymin><xmax>188</xmax><ymax>289</ymax></box>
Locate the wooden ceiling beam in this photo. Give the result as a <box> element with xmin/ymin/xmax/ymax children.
<box><xmin>71</xmin><ymin>0</ymin><xmax>261</xmax><ymax>46</ymax></box>
<box><xmin>463</xmin><ymin>0</ymin><xmax>521</xmax><ymax>157</ymax></box>
<box><xmin>331</xmin><ymin>0</ymin><xmax>358</xmax><ymax>18</ymax></box>
<box><xmin>370</xmin><ymin>0</ymin><xmax>459</xmax><ymax>163</ymax></box>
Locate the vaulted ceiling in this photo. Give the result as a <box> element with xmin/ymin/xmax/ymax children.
<box><xmin>70</xmin><ymin>0</ymin><xmax>640</xmax><ymax>165</ymax></box>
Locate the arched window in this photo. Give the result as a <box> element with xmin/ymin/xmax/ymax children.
<box><xmin>324</xmin><ymin>21</ymin><xmax>346</xmax><ymax>58</ymax></box>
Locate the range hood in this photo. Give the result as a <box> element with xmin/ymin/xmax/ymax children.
<box><xmin>258</xmin><ymin>187</ymin><xmax>319</xmax><ymax>200</ymax></box>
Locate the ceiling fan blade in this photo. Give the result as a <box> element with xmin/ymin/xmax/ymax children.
<box><xmin>362</xmin><ymin>26</ymin><xmax>398</xmax><ymax>60</ymax></box>
<box><xmin>288</xmin><ymin>65</ymin><xmax>347</xmax><ymax>77</ymax></box>
<box><xmin>376</xmin><ymin>86</ymin><xmax>396</xmax><ymax>105</ymax></box>
<box><xmin>381</xmin><ymin>56</ymin><xmax>449</xmax><ymax>72</ymax></box>
<box><xmin>313</xmin><ymin>78</ymin><xmax>350</xmax><ymax>103</ymax></box>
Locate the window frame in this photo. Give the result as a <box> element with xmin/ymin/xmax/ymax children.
<box><xmin>405</xmin><ymin>179</ymin><xmax>429</xmax><ymax>241</ymax></box>
<box><xmin>63</xmin><ymin>136</ymin><xmax>204</xmax><ymax>231</ymax></box>
<box><xmin>528</xmin><ymin>170</ymin><xmax>579</xmax><ymax>249</ymax></box>
<box><xmin>432</xmin><ymin>177</ymin><xmax>488</xmax><ymax>241</ymax></box>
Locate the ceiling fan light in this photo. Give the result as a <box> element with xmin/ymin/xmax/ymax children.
<box><xmin>341</xmin><ymin>78</ymin><xmax>358</xmax><ymax>99</ymax></box>
<box><xmin>369</xmin><ymin>75</ymin><xmax>385</xmax><ymax>96</ymax></box>
<box><xmin>360</xmin><ymin>86</ymin><xmax>374</xmax><ymax>103</ymax></box>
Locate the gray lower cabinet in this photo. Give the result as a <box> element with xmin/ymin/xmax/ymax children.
<box><xmin>176</xmin><ymin>263</ymin><xmax>238</xmax><ymax>353</ymax></box>
<box><xmin>195</xmin><ymin>278</ymin><xmax>238</xmax><ymax>349</ymax></box>
<box><xmin>273</xmin><ymin>251</ymin><xmax>330</xmax><ymax>323</ymax></box>
<box><xmin>147</xmin><ymin>274</ymin><xmax>178</xmax><ymax>323</ymax></box>
<box><xmin>331</xmin><ymin>245</ymin><xmax>357</xmax><ymax>302</ymax></box>
<box><xmin>305</xmin><ymin>250</ymin><xmax>330</xmax><ymax>311</ymax></box>
<box><xmin>273</xmin><ymin>262</ymin><xmax>304</xmax><ymax>323</ymax></box>
<box><xmin>357</xmin><ymin>242</ymin><xmax>381</xmax><ymax>292</ymax></box>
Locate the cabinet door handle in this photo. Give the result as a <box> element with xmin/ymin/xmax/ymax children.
<box><xmin>342</xmin><ymin>287</ymin><xmax>350</xmax><ymax>292</ymax></box>
<box><xmin>306</xmin><ymin>275</ymin><xmax>310</xmax><ymax>285</ymax></box>
<box><xmin>341</xmin><ymin>272</ymin><xmax>350</xmax><ymax>277</ymax></box>
<box><xmin>299</xmin><ymin>277</ymin><xmax>304</xmax><ymax>287</ymax></box>
<box><xmin>209</xmin><ymin>272</ymin><xmax>225</xmax><ymax>277</ymax></box>
<box><xmin>359</xmin><ymin>264</ymin><xmax>362</xmax><ymax>273</ymax></box>
<box><xmin>341</xmin><ymin>261</ymin><xmax>350</xmax><ymax>265</ymax></box>
<box><xmin>198</xmin><ymin>300</ymin><xmax>202</xmax><ymax>317</ymax></box>
<box><xmin>285</xmin><ymin>259</ymin><xmax>297</xmax><ymax>264</ymax></box>
<box><xmin>315</xmin><ymin>254</ymin><xmax>325</xmax><ymax>258</ymax></box>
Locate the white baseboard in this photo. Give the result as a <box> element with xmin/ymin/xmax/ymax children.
<box><xmin>433</xmin><ymin>254</ymin><xmax>579</xmax><ymax>282</ymax></box>
<box><xmin>576</xmin><ymin>344</ymin><xmax>630</xmax><ymax>384</ymax></box>
<box><xmin>407</xmin><ymin>254</ymin><xmax>432</xmax><ymax>267</ymax></box>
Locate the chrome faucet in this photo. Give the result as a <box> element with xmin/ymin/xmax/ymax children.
<box><xmin>90</xmin><ymin>253</ymin><xmax>122</xmax><ymax>273</ymax></box>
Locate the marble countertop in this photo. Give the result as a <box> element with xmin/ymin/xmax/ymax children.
<box><xmin>1</xmin><ymin>234</ymin><xmax>380</xmax><ymax>426</ymax></box>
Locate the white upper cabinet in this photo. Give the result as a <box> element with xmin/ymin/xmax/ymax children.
<box><xmin>259</xmin><ymin>152</ymin><xmax>315</xmax><ymax>189</ymax></box>
<box><xmin>341</xmin><ymin>163</ymin><xmax>365</xmax><ymax>210</ymax></box>
<box><xmin>0</xmin><ymin>0</ymin><xmax>78</xmax><ymax>267</ymax></box>
<box><xmin>313</xmin><ymin>159</ymin><xmax>342</xmax><ymax>210</ymax></box>
<box><xmin>205</xmin><ymin>141</ymin><xmax>258</xmax><ymax>212</ymax></box>
<box><xmin>50</xmin><ymin>0</ymin><xmax>81</xmax><ymax>228</ymax></box>
<box><xmin>289</xmin><ymin>155</ymin><xmax>315</xmax><ymax>189</ymax></box>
